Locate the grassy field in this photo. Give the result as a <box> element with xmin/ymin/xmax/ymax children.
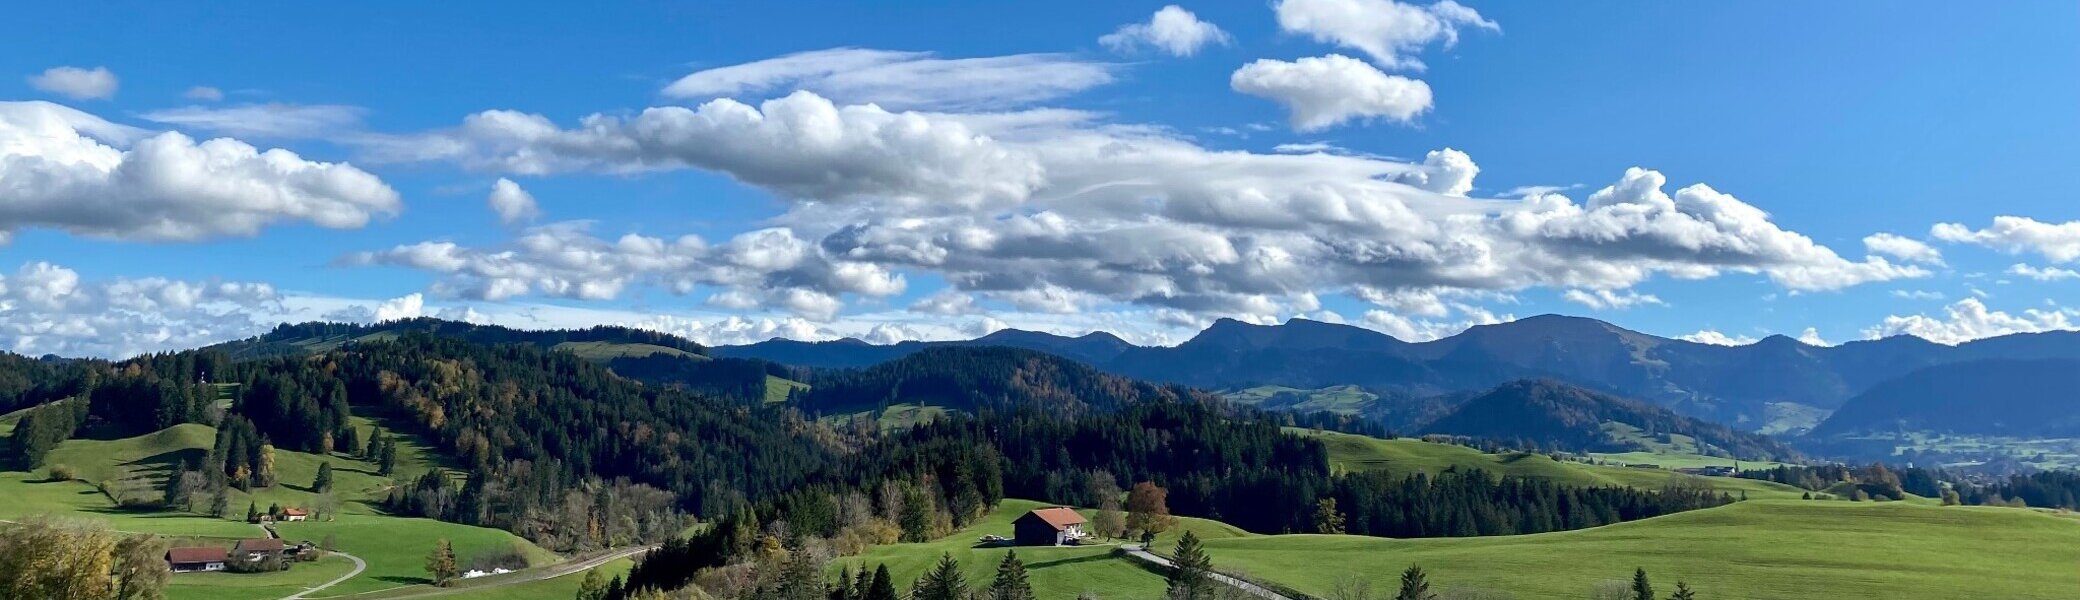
<box><xmin>836</xmin><ymin>499</ymin><xmax>1249</xmax><ymax>600</ymax></box>
<box><xmin>1203</xmin><ymin>500</ymin><xmax>2080</xmax><ymax>600</ymax></box>
<box><xmin>1288</xmin><ymin>429</ymin><xmax>1806</xmax><ymax>499</ymax></box>
<box><xmin>553</xmin><ymin>340</ymin><xmax>704</xmax><ymax>361</ymax></box>
<box><xmin>1222</xmin><ymin>385</ymin><xmax>1376</xmax><ymax>414</ymax></box>
<box><xmin>441</xmin><ymin>558</ymin><xmax>635</xmax><ymax>600</ymax></box>
<box><xmin>0</xmin><ymin>418</ymin><xmax>557</xmax><ymax>600</ymax></box>
<box><xmin>1587</xmin><ymin>451</ymin><xmax>1791</xmax><ymax>471</ymax></box>
<box><xmin>764</xmin><ymin>375</ymin><xmax>810</xmax><ymax>404</ymax></box>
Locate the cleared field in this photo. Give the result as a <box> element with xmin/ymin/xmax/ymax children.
<box><xmin>1288</xmin><ymin>428</ymin><xmax>1806</xmax><ymax>499</ymax></box>
<box><xmin>441</xmin><ymin>558</ymin><xmax>635</xmax><ymax>600</ymax></box>
<box><xmin>835</xmin><ymin>499</ymin><xmax>1248</xmax><ymax>600</ymax></box>
<box><xmin>764</xmin><ymin>375</ymin><xmax>811</xmax><ymax>404</ymax></box>
<box><xmin>278</xmin><ymin>513</ymin><xmax>558</xmax><ymax>597</ymax></box>
<box><xmin>553</xmin><ymin>340</ymin><xmax>704</xmax><ymax>361</ymax></box>
<box><xmin>1222</xmin><ymin>385</ymin><xmax>1375</xmax><ymax>414</ymax></box>
<box><xmin>1203</xmin><ymin>500</ymin><xmax>2080</xmax><ymax>600</ymax></box>
<box><xmin>1587</xmin><ymin>451</ymin><xmax>1791</xmax><ymax>471</ymax></box>
<box><xmin>164</xmin><ymin>554</ymin><xmax>359</xmax><ymax>600</ymax></box>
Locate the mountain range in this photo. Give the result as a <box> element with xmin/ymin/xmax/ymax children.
<box><xmin>717</xmin><ymin>315</ymin><xmax>2080</xmax><ymax>434</ymax></box>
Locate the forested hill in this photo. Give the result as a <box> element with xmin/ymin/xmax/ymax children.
<box><xmin>208</xmin><ymin>318</ymin><xmax>711</xmax><ymax>360</ymax></box>
<box><xmin>1811</xmin><ymin>359</ymin><xmax>2080</xmax><ymax>437</ymax></box>
<box><xmin>794</xmin><ymin>346</ymin><xmax>1206</xmax><ymax>416</ymax></box>
<box><xmin>1419</xmin><ymin>380</ymin><xmax>1798</xmax><ymax>460</ymax></box>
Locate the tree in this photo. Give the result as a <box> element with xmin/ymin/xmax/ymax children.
<box><xmin>1394</xmin><ymin>565</ymin><xmax>1435</xmax><ymax>600</ymax></box>
<box><xmin>1630</xmin><ymin>568</ymin><xmax>1654</xmax><ymax>600</ymax></box>
<box><xmin>0</xmin><ymin>517</ymin><xmax>119</xmax><ymax>600</ymax></box>
<box><xmin>1941</xmin><ymin>488</ymin><xmax>1962</xmax><ymax>506</ymax></box>
<box><xmin>256</xmin><ymin>444</ymin><xmax>277</xmax><ymax>487</ymax></box>
<box><xmin>865</xmin><ymin>565</ymin><xmax>898</xmax><ymax>600</ymax></box>
<box><xmin>1332</xmin><ymin>575</ymin><xmax>1373</xmax><ymax>600</ymax></box>
<box><xmin>1166</xmin><ymin>531</ymin><xmax>1215</xmax><ymax>600</ymax></box>
<box><xmin>989</xmin><ymin>550</ymin><xmax>1034</xmax><ymax>600</ymax></box>
<box><xmin>314</xmin><ymin>461</ymin><xmax>334</xmax><ymax>493</ymax></box>
<box><xmin>1314</xmin><ymin>498</ymin><xmax>1346</xmax><ymax>534</ymax></box>
<box><xmin>113</xmin><ymin>534</ymin><xmax>170</xmax><ymax>600</ymax></box>
<box><xmin>210</xmin><ymin>487</ymin><xmax>230</xmax><ymax>518</ymax></box>
<box><xmin>246</xmin><ymin>502</ymin><xmax>260</xmax><ymax>523</ymax></box>
<box><xmin>914</xmin><ymin>553</ymin><xmax>967</xmax><ymax>600</ymax></box>
<box><xmin>427</xmin><ymin>539</ymin><xmax>460</xmax><ymax>586</ymax></box>
<box><xmin>379</xmin><ymin>438</ymin><xmax>399</xmax><ymax>475</ymax></box>
<box><xmin>576</xmin><ymin>567</ymin><xmax>608</xmax><ymax>600</ymax></box>
<box><xmin>1091</xmin><ymin>475</ymin><xmax>1126</xmax><ymax>540</ymax></box>
<box><xmin>1666</xmin><ymin>581</ymin><xmax>1696</xmax><ymax>600</ymax></box>
<box><xmin>1126</xmin><ymin>481</ymin><xmax>1176</xmax><ymax>537</ymax></box>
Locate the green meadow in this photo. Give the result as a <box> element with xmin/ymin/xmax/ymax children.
<box><xmin>1287</xmin><ymin>428</ymin><xmax>1806</xmax><ymax>499</ymax></box>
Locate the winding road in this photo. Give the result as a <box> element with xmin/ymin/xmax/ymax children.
<box><xmin>299</xmin><ymin>545</ymin><xmax>655</xmax><ymax>600</ymax></box>
<box><xmin>1120</xmin><ymin>544</ymin><xmax>1296</xmax><ymax>600</ymax></box>
<box><xmin>280</xmin><ymin>552</ymin><xmax>367</xmax><ymax>600</ymax></box>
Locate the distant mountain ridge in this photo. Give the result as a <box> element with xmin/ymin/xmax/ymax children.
<box><xmin>717</xmin><ymin>315</ymin><xmax>2080</xmax><ymax>429</ymax></box>
<box><xmin>1419</xmin><ymin>379</ymin><xmax>1798</xmax><ymax>460</ymax></box>
<box><xmin>1811</xmin><ymin>359</ymin><xmax>2080</xmax><ymax>437</ymax></box>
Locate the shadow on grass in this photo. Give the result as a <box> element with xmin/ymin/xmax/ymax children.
<box><xmin>376</xmin><ymin>575</ymin><xmax>432</xmax><ymax>586</ymax></box>
<box><xmin>1023</xmin><ymin>553</ymin><xmax>1119</xmax><ymax>570</ymax></box>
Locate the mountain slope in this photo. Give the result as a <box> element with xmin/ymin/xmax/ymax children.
<box><xmin>1811</xmin><ymin>359</ymin><xmax>2080</xmax><ymax>437</ymax></box>
<box><xmin>212</xmin><ymin>318</ymin><xmax>710</xmax><ymax>360</ymax></box>
<box><xmin>1418</xmin><ymin>379</ymin><xmax>1796</xmax><ymax>460</ymax></box>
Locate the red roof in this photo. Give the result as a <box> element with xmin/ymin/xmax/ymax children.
<box><xmin>166</xmin><ymin>547</ymin><xmax>227</xmax><ymax>564</ymax></box>
<box><xmin>282</xmin><ymin>508</ymin><xmax>308</xmax><ymax>516</ymax></box>
<box><xmin>1023</xmin><ymin>507</ymin><xmax>1087</xmax><ymax>530</ymax></box>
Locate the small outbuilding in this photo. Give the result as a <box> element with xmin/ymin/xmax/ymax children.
<box><xmin>165</xmin><ymin>547</ymin><xmax>228</xmax><ymax>573</ymax></box>
<box><xmin>1013</xmin><ymin>507</ymin><xmax>1088</xmax><ymax>546</ymax></box>
<box><xmin>234</xmin><ymin>538</ymin><xmax>287</xmax><ymax>561</ymax></box>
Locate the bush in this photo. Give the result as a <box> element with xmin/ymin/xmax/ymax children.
<box><xmin>466</xmin><ymin>543</ymin><xmax>531</xmax><ymax>572</ymax></box>
<box><xmin>44</xmin><ymin>464</ymin><xmax>76</xmax><ymax>481</ymax></box>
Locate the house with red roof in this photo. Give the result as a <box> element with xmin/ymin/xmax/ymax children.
<box><xmin>1013</xmin><ymin>506</ymin><xmax>1088</xmax><ymax>546</ymax></box>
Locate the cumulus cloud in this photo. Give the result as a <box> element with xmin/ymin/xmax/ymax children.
<box><xmin>486</xmin><ymin>178</ymin><xmax>541</xmax><ymax>225</ymax></box>
<box><xmin>2007</xmin><ymin>263</ymin><xmax>2080</xmax><ymax>281</ymax></box>
<box><xmin>372</xmin><ymin>92</ymin><xmax>1041</xmax><ymax>212</ymax></box>
<box><xmin>1796</xmin><ymin>327</ymin><xmax>1831</xmax><ymax>346</ymax></box>
<box><xmin>0</xmin><ymin>101</ymin><xmax>401</xmax><ymax>242</ymax></box>
<box><xmin>0</xmin><ymin>261</ymin><xmax>283</xmax><ymax>357</ymax></box>
<box><xmin>1273</xmin><ymin>0</ymin><xmax>1497</xmax><ymax>69</ymax></box>
<box><xmin>140</xmin><ymin>103</ymin><xmax>365</xmax><ymax>139</ymax></box>
<box><xmin>1360</xmin><ymin>303</ymin><xmax>1510</xmax><ymax>341</ymax></box>
<box><xmin>1891</xmin><ymin>289</ymin><xmax>1944</xmax><ymax>300</ymax></box>
<box><xmin>1391</xmin><ymin>148</ymin><xmax>1477</xmax><ymax>196</ymax></box>
<box><xmin>183</xmin><ymin>86</ymin><xmax>225</xmax><ymax>102</ymax></box>
<box><xmin>1934</xmin><ymin>216</ymin><xmax>2080</xmax><ymax>263</ymax></box>
<box><xmin>1100</xmin><ymin>5</ymin><xmax>1232</xmax><ymax>57</ymax></box>
<box><xmin>1231</xmin><ymin>54</ymin><xmax>1432</xmax><ymax>131</ymax></box>
<box><xmin>1864</xmin><ymin>298</ymin><xmax>2080</xmax><ymax>344</ymax></box>
<box><xmin>321</xmin><ymin>293</ymin><xmax>427</xmax><ymax>323</ymax></box>
<box><xmin>28</xmin><ymin>66</ymin><xmax>118</xmax><ymax>100</ymax></box>
<box><xmin>662</xmin><ymin>48</ymin><xmax>1115</xmax><ymax>111</ymax></box>
<box><xmin>1862</xmin><ymin>233</ymin><xmax>1944</xmax><ymax>266</ymax></box>
<box><xmin>1561</xmin><ymin>288</ymin><xmax>1663</xmax><ymax>310</ymax></box>
<box><xmin>1678</xmin><ymin>329</ymin><xmax>1757</xmax><ymax>346</ymax></box>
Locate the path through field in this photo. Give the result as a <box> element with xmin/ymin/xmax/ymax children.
<box><xmin>281</xmin><ymin>552</ymin><xmax>366</xmax><ymax>600</ymax></box>
<box><xmin>1120</xmin><ymin>544</ymin><xmax>1294</xmax><ymax>600</ymax></box>
<box><xmin>320</xmin><ymin>545</ymin><xmax>654</xmax><ymax>600</ymax></box>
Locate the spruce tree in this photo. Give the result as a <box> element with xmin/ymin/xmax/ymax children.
<box><xmin>314</xmin><ymin>461</ymin><xmax>334</xmax><ymax>493</ymax></box>
<box><xmin>1630</xmin><ymin>568</ymin><xmax>1654</xmax><ymax>600</ymax></box>
<box><xmin>866</xmin><ymin>565</ymin><xmax>898</xmax><ymax>600</ymax></box>
<box><xmin>427</xmin><ymin>538</ymin><xmax>459</xmax><ymax>586</ymax></box>
<box><xmin>1395</xmin><ymin>564</ymin><xmax>1436</xmax><ymax>600</ymax></box>
<box><xmin>914</xmin><ymin>553</ymin><xmax>967</xmax><ymax>600</ymax></box>
<box><xmin>989</xmin><ymin>550</ymin><xmax>1034</xmax><ymax>600</ymax></box>
<box><xmin>246</xmin><ymin>501</ymin><xmax>259</xmax><ymax>523</ymax></box>
<box><xmin>1167</xmin><ymin>531</ymin><xmax>1215</xmax><ymax>600</ymax></box>
<box><xmin>576</xmin><ymin>568</ymin><xmax>608</xmax><ymax>600</ymax></box>
<box><xmin>1666</xmin><ymin>581</ymin><xmax>1696</xmax><ymax>600</ymax></box>
<box><xmin>378</xmin><ymin>438</ymin><xmax>398</xmax><ymax>475</ymax></box>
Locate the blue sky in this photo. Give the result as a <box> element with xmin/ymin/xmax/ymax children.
<box><xmin>4</xmin><ymin>1</ymin><xmax>2079</xmax><ymax>357</ymax></box>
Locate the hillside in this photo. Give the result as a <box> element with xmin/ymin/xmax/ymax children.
<box><xmin>719</xmin><ymin>315</ymin><xmax>2080</xmax><ymax>429</ymax></box>
<box><xmin>1418</xmin><ymin>380</ymin><xmax>1797</xmax><ymax>460</ymax></box>
<box><xmin>795</xmin><ymin>345</ymin><xmax>1202</xmax><ymax>416</ymax></box>
<box><xmin>1812</xmin><ymin>358</ymin><xmax>2080</xmax><ymax>437</ymax></box>
<box><xmin>1290</xmin><ymin>428</ymin><xmax>1804</xmax><ymax>499</ymax></box>
<box><xmin>1203</xmin><ymin>500</ymin><xmax>2080</xmax><ymax>600</ymax></box>
<box><xmin>209</xmin><ymin>318</ymin><xmax>710</xmax><ymax>361</ymax></box>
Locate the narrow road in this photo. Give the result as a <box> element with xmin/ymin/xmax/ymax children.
<box><xmin>281</xmin><ymin>552</ymin><xmax>366</xmax><ymax>600</ymax></box>
<box><xmin>326</xmin><ymin>545</ymin><xmax>655</xmax><ymax>600</ymax></box>
<box><xmin>1121</xmin><ymin>544</ymin><xmax>1297</xmax><ymax>600</ymax></box>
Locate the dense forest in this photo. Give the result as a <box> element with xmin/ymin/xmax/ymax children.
<box><xmin>1419</xmin><ymin>379</ymin><xmax>1797</xmax><ymax>460</ymax></box>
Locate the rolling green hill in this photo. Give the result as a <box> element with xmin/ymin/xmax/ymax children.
<box><xmin>1289</xmin><ymin>428</ymin><xmax>1805</xmax><ymax>499</ymax></box>
<box><xmin>1203</xmin><ymin>500</ymin><xmax>2080</xmax><ymax>600</ymax></box>
<box><xmin>835</xmin><ymin>499</ymin><xmax>1248</xmax><ymax>600</ymax></box>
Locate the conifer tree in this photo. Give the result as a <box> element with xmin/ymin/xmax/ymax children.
<box><xmin>989</xmin><ymin>550</ymin><xmax>1034</xmax><ymax>600</ymax></box>
<box><xmin>575</xmin><ymin>568</ymin><xmax>607</xmax><ymax>600</ymax></box>
<box><xmin>1630</xmin><ymin>568</ymin><xmax>1654</xmax><ymax>600</ymax></box>
<box><xmin>1666</xmin><ymin>581</ymin><xmax>1696</xmax><ymax>600</ymax></box>
<box><xmin>427</xmin><ymin>539</ymin><xmax>459</xmax><ymax>586</ymax></box>
<box><xmin>913</xmin><ymin>553</ymin><xmax>967</xmax><ymax>600</ymax></box>
<box><xmin>378</xmin><ymin>438</ymin><xmax>399</xmax><ymax>475</ymax></box>
<box><xmin>1395</xmin><ymin>565</ymin><xmax>1436</xmax><ymax>600</ymax></box>
<box><xmin>314</xmin><ymin>461</ymin><xmax>334</xmax><ymax>493</ymax></box>
<box><xmin>1167</xmin><ymin>531</ymin><xmax>1215</xmax><ymax>600</ymax></box>
<box><xmin>866</xmin><ymin>565</ymin><xmax>898</xmax><ymax>600</ymax></box>
<box><xmin>1314</xmin><ymin>497</ymin><xmax>1346</xmax><ymax>534</ymax></box>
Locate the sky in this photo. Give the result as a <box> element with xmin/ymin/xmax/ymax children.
<box><xmin>4</xmin><ymin>1</ymin><xmax>2080</xmax><ymax>357</ymax></box>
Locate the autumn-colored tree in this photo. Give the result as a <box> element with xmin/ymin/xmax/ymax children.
<box><xmin>1125</xmin><ymin>481</ymin><xmax>1176</xmax><ymax>537</ymax></box>
<box><xmin>426</xmin><ymin>539</ymin><xmax>459</xmax><ymax>586</ymax></box>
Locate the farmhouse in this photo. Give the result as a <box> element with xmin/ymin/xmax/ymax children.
<box><xmin>233</xmin><ymin>538</ymin><xmax>287</xmax><ymax>561</ymax></box>
<box><xmin>165</xmin><ymin>547</ymin><xmax>228</xmax><ymax>573</ymax></box>
<box><xmin>1013</xmin><ymin>506</ymin><xmax>1088</xmax><ymax>546</ymax></box>
<box><xmin>281</xmin><ymin>508</ymin><xmax>309</xmax><ymax>522</ymax></box>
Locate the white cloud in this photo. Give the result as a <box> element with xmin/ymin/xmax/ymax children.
<box><xmin>1273</xmin><ymin>0</ymin><xmax>1497</xmax><ymax>70</ymax></box>
<box><xmin>1272</xmin><ymin>142</ymin><xmax>1340</xmax><ymax>154</ymax></box>
<box><xmin>1933</xmin><ymin>216</ymin><xmax>2080</xmax><ymax>263</ymax></box>
<box><xmin>661</xmin><ymin>48</ymin><xmax>1116</xmax><ymax>111</ymax></box>
<box><xmin>321</xmin><ymin>293</ymin><xmax>426</xmax><ymax>323</ymax></box>
<box><xmin>1890</xmin><ymin>289</ymin><xmax>1945</xmax><ymax>300</ymax></box>
<box><xmin>140</xmin><ymin>103</ymin><xmax>365</xmax><ymax>139</ymax></box>
<box><xmin>28</xmin><ymin>66</ymin><xmax>118</xmax><ymax>100</ymax></box>
<box><xmin>1561</xmin><ymin>288</ymin><xmax>1663</xmax><ymax>311</ymax></box>
<box><xmin>1678</xmin><ymin>329</ymin><xmax>1757</xmax><ymax>346</ymax></box>
<box><xmin>183</xmin><ymin>86</ymin><xmax>224</xmax><ymax>102</ymax></box>
<box><xmin>1391</xmin><ymin>148</ymin><xmax>1478</xmax><ymax>196</ymax></box>
<box><xmin>0</xmin><ymin>261</ymin><xmax>283</xmax><ymax>358</ymax></box>
<box><xmin>1100</xmin><ymin>5</ymin><xmax>1232</xmax><ymax>57</ymax></box>
<box><xmin>1862</xmin><ymin>233</ymin><xmax>1944</xmax><ymax>266</ymax></box>
<box><xmin>374</xmin><ymin>91</ymin><xmax>1042</xmax><ymax>212</ymax></box>
<box><xmin>0</xmin><ymin>101</ymin><xmax>401</xmax><ymax>242</ymax></box>
<box><xmin>1864</xmin><ymin>298</ymin><xmax>2080</xmax><ymax>345</ymax></box>
<box><xmin>486</xmin><ymin>178</ymin><xmax>542</xmax><ymax>225</ymax></box>
<box><xmin>1795</xmin><ymin>327</ymin><xmax>1831</xmax><ymax>346</ymax></box>
<box><xmin>2007</xmin><ymin>263</ymin><xmax>2080</xmax><ymax>281</ymax></box>
<box><xmin>1360</xmin><ymin>303</ymin><xmax>1510</xmax><ymax>341</ymax></box>
<box><xmin>1231</xmin><ymin>54</ymin><xmax>1433</xmax><ymax>131</ymax></box>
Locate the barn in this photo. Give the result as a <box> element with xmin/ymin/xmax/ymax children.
<box><xmin>165</xmin><ymin>547</ymin><xmax>228</xmax><ymax>573</ymax></box>
<box><xmin>1013</xmin><ymin>507</ymin><xmax>1088</xmax><ymax>546</ymax></box>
